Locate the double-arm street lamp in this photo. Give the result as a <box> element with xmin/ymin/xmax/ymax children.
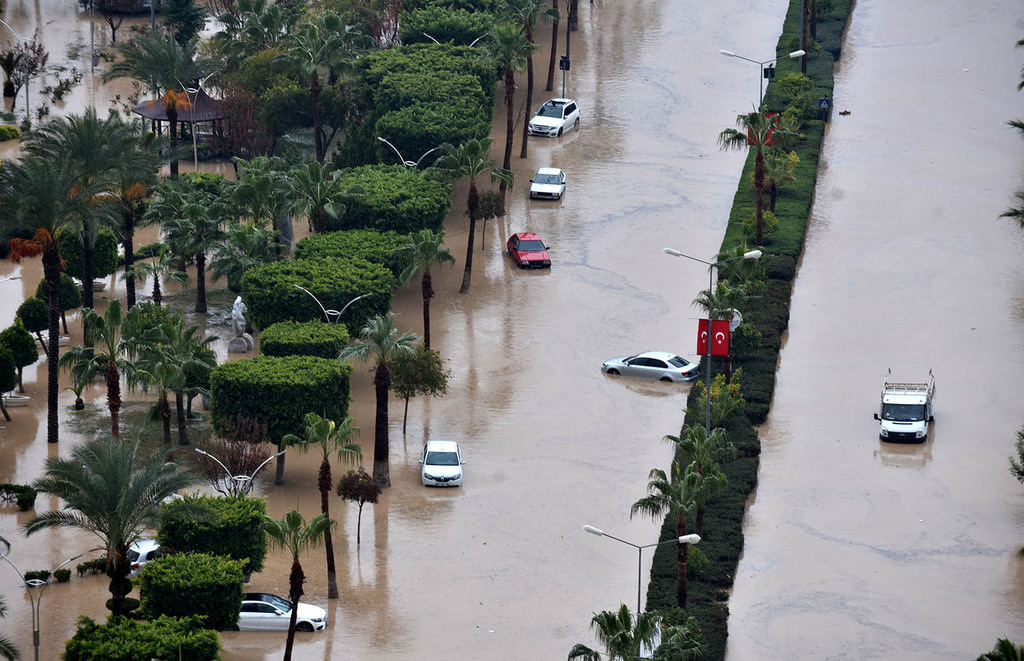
<box><xmin>0</xmin><ymin>541</ymin><xmax>84</xmax><ymax>661</ymax></box>
<box><xmin>663</xmin><ymin>248</ymin><xmax>763</xmax><ymax>432</ymax></box>
<box><xmin>376</xmin><ymin>136</ymin><xmax>440</xmax><ymax>168</ymax></box>
<box><xmin>719</xmin><ymin>49</ymin><xmax>806</xmax><ymax>106</ymax></box>
<box><xmin>583</xmin><ymin>525</ymin><xmax>700</xmax><ymax>615</ymax></box>
<box><xmin>293</xmin><ymin>285</ymin><xmax>371</xmax><ymax>325</ymax></box>
<box><xmin>195</xmin><ymin>447</ymin><xmax>285</xmax><ymax>497</ymax></box>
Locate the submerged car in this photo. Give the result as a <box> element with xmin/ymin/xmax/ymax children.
<box><xmin>420</xmin><ymin>440</ymin><xmax>464</xmax><ymax>487</ymax></box>
<box><xmin>529</xmin><ymin>168</ymin><xmax>567</xmax><ymax>200</ymax></box>
<box><xmin>128</xmin><ymin>539</ymin><xmax>162</xmax><ymax>577</ymax></box>
<box><xmin>238</xmin><ymin>593</ymin><xmax>328</xmax><ymax>632</ymax></box>
<box><xmin>506</xmin><ymin>232</ymin><xmax>552</xmax><ymax>269</ymax></box>
<box><xmin>527</xmin><ymin>98</ymin><xmax>580</xmax><ymax>137</ymax></box>
<box><xmin>601</xmin><ymin>351</ymin><xmax>699</xmax><ymax>383</ymax></box>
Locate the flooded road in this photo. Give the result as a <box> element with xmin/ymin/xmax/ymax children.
<box><xmin>0</xmin><ymin>0</ymin><xmax>804</xmax><ymax>658</ymax></box>
<box><xmin>725</xmin><ymin>1</ymin><xmax>1024</xmax><ymax>659</ymax></box>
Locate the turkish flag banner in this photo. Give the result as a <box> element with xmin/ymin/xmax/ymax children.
<box><xmin>697</xmin><ymin>319</ymin><xmax>731</xmax><ymax>356</ymax></box>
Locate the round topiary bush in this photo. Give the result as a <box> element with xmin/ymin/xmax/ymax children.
<box><xmin>139</xmin><ymin>553</ymin><xmax>245</xmax><ymax>630</ymax></box>
<box><xmin>260</xmin><ymin>320</ymin><xmax>350</xmax><ymax>359</ymax></box>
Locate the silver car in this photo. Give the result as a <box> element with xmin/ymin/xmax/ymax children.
<box><xmin>527</xmin><ymin>98</ymin><xmax>581</xmax><ymax>137</ymax></box>
<box><xmin>601</xmin><ymin>351</ymin><xmax>699</xmax><ymax>383</ymax></box>
<box><xmin>238</xmin><ymin>593</ymin><xmax>328</xmax><ymax>632</ymax></box>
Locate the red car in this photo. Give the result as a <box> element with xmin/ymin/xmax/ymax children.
<box><xmin>506</xmin><ymin>232</ymin><xmax>551</xmax><ymax>269</ymax></box>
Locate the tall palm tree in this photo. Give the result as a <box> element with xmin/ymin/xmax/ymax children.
<box><xmin>286</xmin><ymin>160</ymin><xmax>357</xmax><ymax>234</ymax></box>
<box><xmin>2</xmin><ymin>156</ymin><xmax>83</xmax><ymax>444</ymax></box>
<box><xmin>480</xmin><ymin>21</ymin><xmax>536</xmax><ymax>182</ymax></box>
<box><xmin>761</xmin><ymin>147</ymin><xmax>799</xmax><ymax>212</ymax></box>
<box><xmin>262</xmin><ymin>511</ymin><xmax>331</xmax><ymax>661</ymax></box>
<box><xmin>429</xmin><ymin>139</ymin><xmax>513</xmax><ymax>293</ymax></box>
<box><xmin>394</xmin><ymin>229</ymin><xmax>455</xmax><ymax>348</ymax></box>
<box><xmin>58</xmin><ymin>300</ymin><xmax>137</xmax><ymax>440</ymax></box>
<box><xmin>24</xmin><ymin>436</ymin><xmax>194</xmax><ymax>617</ymax></box>
<box><xmin>498</xmin><ymin>0</ymin><xmax>553</xmax><ymax>158</ymax></box>
<box><xmin>210</xmin><ymin>221</ymin><xmax>283</xmax><ymax>293</ymax></box>
<box><xmin>718</xmin><ymin>110</ymin><xmax>792</xmax><ymax>246</ymax></box>
<box><xmin>666</xmin><ymin>424</ymin><xmax>735</xmax><ymax>535</ymax></box>
<box><xmin>568</xmin><ymin>604</ymin><xmax>703</xmax><ymax>661</ymax></box>
<box><xmin>227</xmin><ymin>155</ymin><xmax>293</xmax><ymax>245</ymax></box>
<box><xmin>284</xmin><ymin>413</ymin><xmax>361</xmax><ymax>599</ymax></box>
<box><xmin>977</xmin><ymin>638</ymin><xmax>1024</xmax><ymax>661</ymax></box>
<box><xmin>630</xmin><ymin>460</ymin><xmax>717</xmax><ymax>609</ymax></box>
<box><xmin>338</xmin><ymin>313</ymin><xmax>420</xmax><ymax>487</ymax></box>
<box><xmin>131</xmin><ymin>245</ymin><xmax>189</xmax><ymax>306</ymax></box>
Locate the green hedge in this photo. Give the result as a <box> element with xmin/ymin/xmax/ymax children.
<box><xmin>64</xmin><ymin>615</ymin><xmax>220</xmax><ymax>661</ymax></box>
<box><xmin>158</xmin><ymin>494</ymin><xmax>268</xmax><ymax>574</ymax></box>
<box><xmin>240</xmin><ymin>257</ymin><xmax>393</xmax><ymax>331</ymax></box>
<box><xmin>0</xmin><ymin>483</ymin><xmax>37</xmax><ymax>511</ymax></box>
<box><xmin>295</xmin><ymin>228</ymin><xmax>411</xmax><ymax>279</ymax></box>
<box><xmin>328</xmin><ymin>165</ymin><xmax>452</xmax><ymax>234</ymax></box>
<box><xmin>139</xmin><ymin>552</ymin><xmax>246</xmax><ymax>630</ymax></box>
<box><xmin>260</xmin><ymin>320</ymin><xmax>350</xmax><ymax>359</ymax></box>
<box><xmin>210</xmin><ymin>355</ymin><xmax>351</xmax><ymax>443</ymax></box>
<box><xmin>398</xmin><ymin>7</ymin><xmax>495</xmax><ymax>46</ymax></box>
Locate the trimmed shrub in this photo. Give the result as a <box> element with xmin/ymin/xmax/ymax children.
<box><xmin>64</xmin><ymin>615</ymin><xmax>219</xmax><ymax>661</ymax></box>
<box><xmin>0</xmin><ymin>483</ymin><xmax>37</xmax><ymax>511</ymax></box>
<box><xmin>0</xmin><ymin>322</ymin><xmax>39</xmax><ymax>382</ymax></box>
<box><xmin>139</xmin><ymin>552</ymin><xmax>245</xmax><ymax>630</ymax></box>
<box><xmin>295</xmin><ymin>228</ymin><xmax>411</xmax><ymax>279</ymax></box>
<box><xmin>240</xmin><ymin>257</ymin><xmax>393</xmax><ymax>331</ymax></box>
<box><xmin>54</xmin><ymin>568</ymin><xmax>72</xmax><ymax>583</ymax></box>
<box><xmin>260</xmin><ymin>320</ymin><xmax>350</xmax><ymax>359</ymax></box>
<box><xmin>23</xmin><ymin>569</ymin><xmax>51</xmax><ymax>583</ymax></box>
<box><xmin>56</xmin><ymin>225</ymin><xmax>120</xmax><ymax>282</ymax></box>
<box><xmin>398</xmin><ymin>7</ymin><xmax>494</xmax><ymax>45</ymax></box>
<box><xmin>328</xmin><ymin>166</ymin><xmax>452</xmax><ymax>234</ymax></box>
<box><xmin>210</xmin><ymin>355</ymin><xmax>351</xmax><ymax>443</ymax></box>
<box><xmin>33</xmin><ymin>272</ymin><xmax>82</xmax><ymax>319</ymax></box>
<box><xmin>158</xmin><ymin>494</ymin><xmax>268</xmax><ymax>574</ymax></box>
<box><xmin>15</xmin><ymin>296</ymin><xmax>48</xmax><ymax>335</ymax></box>
<box><xmin>76</xmin><ymin>557</ymin><xmax>107</xmax><ymax>577</ymax></box>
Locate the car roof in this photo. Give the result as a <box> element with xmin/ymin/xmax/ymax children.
<box><xmin>535</xmin><ymin>167</ymin><xmax>564</xmax><ymax>176</ymax></box>
<box><xmin>425</xmin><ymin>440</ymin><xmax>460</xmax><ymax>451</ymax></box>
<box><xmin>512</xmin><ymin>232</ymin><xmax>542</xmax><ymax>241</ymax></box>
<box><xmin>544</xmin><ymin>98</ymin><xmax>575</xmax><ymax>104</ymax></box>
<box><xmin>243</xmin><ymin>592</ymin><xmax>284</xmax><ymax>602</ymax></box>
<box><xmin>636</xmin><ymin>351</ymin><xmax>682</xmax><ymax>361</ymax></box>
<box><xmin>131</xmin><ymin>539</ymin><xmax>159</xmax><ymax>552</ymax></box>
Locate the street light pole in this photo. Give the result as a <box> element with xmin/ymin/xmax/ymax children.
<box><xmin>293</xmin><ymin>285</ymin><xmax>371</xmax><ymax>325</ymax></box>
<box><xmin>376</xmin><ymin>136</ymin><xmax>440</xmax><ymax>168</ymax></box>
<box><xmin>195</xmin><ymin>447</ymin><xmax>285</xmax><ymax>497</ymax></box>
<box><xmin>719</xmin><ymin>49</ymin><xmax>806</xmax><ymax>107</ymax></box>
<box><xmin>0</xmin><ymin>541</ymin><xmax>84</xmax><ymax>661</ymax></box>
<box><xmin>663</xmin><ymin>248</ymin><xmax>762</xmax><ymax>432</ymax></box>
<box><xmin>583</xmin><ymin>525</ymin><xmax>700</xmax><ymax>615</ymax></box>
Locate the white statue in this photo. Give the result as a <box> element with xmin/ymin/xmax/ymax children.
<box><xmin>231</xmin><ymin>296</ymin><xmax>247</xmax><ymax>338</ymax></box>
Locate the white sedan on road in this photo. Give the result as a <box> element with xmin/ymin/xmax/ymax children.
<box><xmin>529</xmin><ymin>168</ymin><xmax>567</xmax><ymax>200</ymax></box>
<box><xmin>238</xmin><ymin>593</ymin><xmax>328</xmax><ymax>632</ymax></box>
<box><xmin>601</xmin><ymin>351</ymin><xmax>699</xmax><ymax>383</ymax></box>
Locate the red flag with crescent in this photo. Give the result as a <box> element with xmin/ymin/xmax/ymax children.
<box><xmin>697</xmin><ymin>319</ymin><xmax>730</xmax><ymax>356</ymax></box>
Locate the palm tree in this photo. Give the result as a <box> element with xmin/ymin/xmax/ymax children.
<box><xmin>58</xmin><ymin>300</ymin><xmax>137</xmax><ymax>440</ymax></box>
<box><xmin>718</xmin><ymin>110</ymin><xmax>793</xmax><ymax>246</ymax></box>
<box><xmin>227</xmin><ymin>155</ymin><xmax>293</xmax><ymax>245</ymax></box>
<box><xmin>429</xmin><ymin>139</ymin><xmax>513</xmax><ymax>293</ymax></box>
<box><xmin>338</xmin><ymin>313</ymin><xmax>420</xmax><ymax>487</ymax></box>
<box><xmin>480</xmin><ymin>21</ymin><xmax>536</xmax><ymax>182</ymax></box>
<box><xmin>210</xmin><ymin>221</ymin><xmax>283</xmax><ymax>293</ymax></box>
<box><xmin>131</xmin><ymin>246</ymin><xmax>189</xmax><ymax>306</ymax></box>
<box><xmin>262</xmin><ymin>511</ymin><xmax>331</xmax><ymax>661</ymax></box>
<box><xmin>24</xmin><ymin>436</ymin><xmax>194</xmax><ymax>617</ymax></box>
<box><xmin>567</xmin><ymin>603</ymin><xmax>703</xmax><ymax>660</ymax></box>
<box><xmin>286</xmin><ymin>160</ymin><xmax>358</xmax><ymax>234</ymax></box>
<box><xmin>394</xmin><ymin>229</ymin><xmax>455</xmax><ymax>348</ymax></box>
<box><xmin>761</xmin><ymin>147</ymin><xmax>799</xmax><ymax>212</ymax></box>
<box><xmin>630</xmin><ymin>460</ymin><xmax>718</xmax><ymax>609</ymax></box>
<box><xmin>498</xmin><ymin>0</ymin><xmax>552</xmax><ymax>158</ymax></box>
<box><xmin>977</xmin><ymin>639</ymin><xmax>1024</xmax><ymax>661</ymax></box>
<box><xmin>284</xmin><ymin>413</ymin><xmax>361</xmax><ymax>599</ymax></box>
<box><xmin>1000</xmin><ymin>191</ymin><xmax>1024</xmax><ymax>228</ymax></box>
<box><xmin>2</xmin><ymin>155</ymin><xmax>84</xmax><ymax>444</ymax></box>
<box><xmin>666</xmin><ymin>424</ymin><xmax>735</xmax><ymax>535</ymax></box>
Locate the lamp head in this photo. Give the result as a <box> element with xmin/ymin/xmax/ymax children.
<box><xmin>677</xmin><ymin>533</ymin><xmax>701</xmax><ymax>545</ymax></box>
<box><xmin>788</xmin><ymin>49</ymin><xmax>806</xmax><ymax>59</ymax></box>
<box><xmin>743</xmin><ymin>249</ymin><xmax>763</xmax><ymax>260</ymax></box>
<box><xmin>582</xmin><ymin>525</ymin><xmax>605</xmax><ymax>537</ymax></box>
<box><xmin>720</xmin><ymin>49</ymin><xmax>737</xmax><ymax>57</ymax></box>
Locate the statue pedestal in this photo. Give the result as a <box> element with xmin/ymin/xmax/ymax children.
<box><xmin>228</xmin><ymin>333</ymin><xmax>254</xmax><ymax>353</ymax></box>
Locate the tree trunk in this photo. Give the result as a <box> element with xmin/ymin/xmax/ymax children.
<box><xmin>521</xmin><ymin>21</ymin><xmax>535</xmax><ymax>159</ymax></box>
<box><xmin>169</xmin><ymin>111</ymin><xmax>180</xmax><ymax>180</ymax></box>
<box><xmin>373</xmin><ymin>361</ymin><xmax>392</xmax><ymax>487</ymax></box>
<box><xmin>108</xmin><ymin>549</ymin><xmax>134</xmax><ymax>618</ymax></box>
<box><xmin>546</xmin><ymin>0</ymin><xmax>559</xmax><ymax>91</ymax></box>
<box><xmin>107</xmin><ymin>364</ymin><xmax>122</xmax><ymax>442</ymax></box>
<box><xmin>0</xmin><ymin>397</ymin><xmax>9</xmax><ymax>422</ymax></box>
<box><xmin>460</xmin><ymin>183</ymin><xmax>480</xmax><ymax>294</ymax></box>
<box><xmin>675</xmin><ymin>516</ymin><xmax>691</xmax><ymax>609</ymax></box>
<box><xmin>175</xmin><ymin>391</ymin><xmax>189</xmax><ymax>445</ymax></box>
<box><xmin>195</xmin><ymin>252</ymin><xmax>207</xmax><ymax>313</ymax></box>
<box><xmin>159</xmin><ymin>392</ymin><xmax>172</xmax><ymax>445</ymax></box>
<box><xmin>421</xmin><ymin>271</ymin><xmax>433</xmax><ymax>348</ymax></box>
<box><xmin>274</xmin><ymin>443</ymin><xmax>287</xmax><ymax>485</ymax></box>
<box><xmin>123</xmin><ymin>211</ymin><xmax>137</xmax><ymax>309</ymax></box>
<box><xmin>319</xmin><ymin>460</ymin><xmax>338</xmax><ymax>599</ymax></box>
<box><xmin>501</xmin><ymin>65</ymin><xmax>514</xmax><ymax>194</ymax></box>
<box><xmin>754</xmin><ymin>150</ymin><xmax>765</xmax><ymax>246</ymax></box>
<box><xmin>283</xmin><ymin>559</ymin><xmax>305</xmax><ymax>661</ymax></box>
<box><xmin>311</xmin><ymin>71</ymin><xmax>325</xmax><ymax>164</ymax></box>
<box><xmin>82</xmin><ymin>225</ymin><xmax>95</xmax><ymax>310</ymax></box>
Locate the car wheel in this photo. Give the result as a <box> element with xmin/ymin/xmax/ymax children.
<box><xmin>557</xmin><ymin>127</ymin><xmax>563</xmax><ymax>136</ymax></box>
<box><xmin>606</xmin><ymin>369</ymin><xmax>620</xmax><ymax>375</ymax></box>
<box><xmin>574</xmin><ymin>117</ymin><xmax>580</xmax><ymax>130</ymax></box>
<box><xmin>232</xmin><ymin>624</ymin><xmax>240</xmax><ymax>632</ymax></box>
<box><xmin>296</xmin><ymin>622</ymin><xmax>314</xmax><ymax>633</ymax></box>
<box><xmin>659</xmin><ymin>377</ymin><xmax>673</xmax><ymax>383</ymax></box>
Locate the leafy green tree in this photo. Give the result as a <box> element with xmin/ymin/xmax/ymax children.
<box><xmin>0</xmin><ymin>322</ymin><xmax>39</xmax><ymax>393</ymax></box>
<box><xmin>337</xmin><ymin>467</ymin><xmax>380</xmax><ymax>545</ymax></box>
<box><xmin>15</xmin><ymin>296</ymin><xmax>49</xmax><ymax>355</ymax></box>
<box><xmin>568</xmin><ymin>604</ymin><xmax>703</xmax><ymax>661</ymax></box>
<box><xmin>163</xmin><ymin>0</ymin><xmax>209</xmax><ymax>47</ymax></box>
<box><xmin>395</xmin><ymin>229</ymin><xmax>455</xmax><ymax>348</ymax></box>
<box><xmin>496</xmin><ymin>0</ymin><xmax>553</xmax><ymax>158</ymax></box>
<box><xmin>33</xmin><ymin>272</ymin><xmax>82</xmax><ymax>335</ymax></box>
<box><xmin>262</xmin><ymin>511</ymin><xmax>331</xmax><ymax>661</ymax></box>
<box><xmin>976</xmin><ymin>638</ymin><xmax>1024</xmax><ymax>661</ymax></box>
<box><xmin>338</xmin><ymin>313</ymin><xmax>420</xmax><ymax>487</ymax></box>
<box><xmin>211</xmin><ymin>221</ymin><xmax>283</xmax><ymax>293</ymax></box>
<box><xmin>284</xmin><ymin>413</ymin><xmax>361</xmax><ymax>599</ymax></box>
<box><xmin>429</xmin><ymin>138</ymin><xmax>513</xmax><ymax>293</ymax></box>
<box><xmin>226</xmin><ymin>155</ymin><xmax>294</xmax><ymax>246</ymax></box>
<box><xmin>479</xmin><ymin>21</ymin><xmax>536</xmax><ymax>182</ymax></box>
<box><xmin>25</xmin><ymin>437</ymin><xmax>194</xmax><ymax>618</ymax></box>
<box><xmin>389</xmin><ymin>343</ymin><xmax>450</xmax><ymax>433</ymax></box>
<box><xmin>761</xmin><ymin>148</ymin><xmax>799</xmax><ymax>212</ymax></box>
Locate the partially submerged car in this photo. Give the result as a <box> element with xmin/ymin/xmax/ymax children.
<box><xmin>507</xmin><ymin>232</ymin><xmax>552</xmax><ymax>269</ymax></box>
<box><xmin>529</xmin><ymin>168</ymin><xmax>567</xmax><ymax>200</ymax></box>
<box><xmin>527</xmin><ymin>98</ymin><xmax>580</xmax><ymax>137</ymax></box>
<box><xmin>420</xmin><ymin>440</ymin><xmax>465</xmax><ymax>487</ymax></box>
<box><xmin>601</xmin><ymin>351</ymin><xmax>699</xmax><ymax>383</ymax></box>
<box><xmin>238</xmin><ymin>593</ymin><xmax>328</xmax><ymax>632</ymax></box>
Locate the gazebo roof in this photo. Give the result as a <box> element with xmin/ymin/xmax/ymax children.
<box><xmin>132</xmin><ymin>88</ymin><xmax>228</xmax><ymax>123</ymax></box>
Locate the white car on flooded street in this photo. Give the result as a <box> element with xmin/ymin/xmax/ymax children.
<box><xmin>529</xmin><ymin>168</ymin><xmax>566</xmax><ymax>200</ymax></box>
<box><xmin>237</xmin><ymin>593</ymin><xmax>328</xmax><ymax>632</ymax></box>
<box><xmin>420</xmin><ymin>440</ymin><xmax>464</xmax><ymax>487</ymax></box>
<box><xmin>601</xmin><ymin>351</ymin><xmax>700</xmax><ymax>383</ymax></box>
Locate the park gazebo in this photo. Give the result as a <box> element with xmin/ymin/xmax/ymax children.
<box><xmin>132</xmin><ymin>87</ymin><xmax>228</xmax><ymax>160</ymax></box>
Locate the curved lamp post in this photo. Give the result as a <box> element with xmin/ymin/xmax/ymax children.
<box><xmin>376</xmin><ymin>136</ymin><xmax>440</xmax><ymax>168</ymax></box>
<box><xmin>293</xmin><ymin>285</ymin><xmax>371</xmax><ymax>325</ymax></box>
<box><xmin>583</xmin><ymin>525</ymin><xmax>700</xmax><ymax>615</ymax></box>
<box><xmin>180</xmin><ymin>72</ymin><xmax>216</xmax><ymax>172</ymax></box>
<box><xmin>195</xmin><ymin>447</ymin><xmax>285</xmax><ymax>497</ymax></box>
<box><xmin>0</xmin><ymin>540</ymin><xmax>84</xmax><ymax>661</ymax></box>
<box><xmin>662</xmin><ymin>248</ymin><xmax>762</xmax><ymax>432</ymax></box>
<box><xmin>719</xmin><ymin>49</ymin><xmax>805</xmax><ymax>106</ymax></box>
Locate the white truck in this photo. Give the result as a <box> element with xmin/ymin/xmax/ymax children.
<box><xmin>873</xmin><ymin>369</ymin><xmax>935</xmax><ymax>442</ymax></box>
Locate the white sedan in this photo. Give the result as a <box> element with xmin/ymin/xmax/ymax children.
<box><xmin>529</xmin><ymin>168</ymin><xmax>566</xmax><ymax>200</ymax></box>
<box><xmin>420</xmin><ymin>440</ymin><xmax>464</xmax><ymax>487</ymax></box>
<box><xmin>238</xmin><ymin>593</ymin><xmax>328</xmax><ymax>632</ymax></box>
<box><xmin>601</xmin><ymin>351</ymin><xmax>699</xmax><ymax>383</ymax></box>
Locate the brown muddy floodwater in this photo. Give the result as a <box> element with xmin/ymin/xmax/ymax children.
<box><xmin>726</xmin><ymin>1</ymin><xmax>1024</xmax><ymax>660</ymax></box>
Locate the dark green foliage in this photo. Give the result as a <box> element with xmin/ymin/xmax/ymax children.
<box><xmin>76</xmin><ymin>557</ymin><xmax>108</xmax><ymax>576</ymax></box>
<box><xmin>15</xmin><ymin>295</ymin><xmax>48</xmax><ymax>334</ymax></box>
<box><xmin>0</xmin><ymin>322</ymin><xmax>39</xmax><ymax>373</ymax></box>
<box><xmin>56</xmin><ymin>225</ymin><xmax>120</xmax><ymax>282</ymax></box>
<box><xmin>0</xmin><ymin>124</ymin><xmax>20</xmax><ymax>141</ymax></box>
<box><xmin>33</xmin><ymin>272</ymin><xmax>82</xmax><ymax>315</ymax></box>
<box><xmin>64</xmin><ymin>615</ymin><xmax>220</xmax><ymax>661</ymax></box>
<box><xmin>328</xmin><ymin>166</ymin><xmax>452</xmax><ymax>234</ymax></box>
<box><xmin>54</xmin><ymin>568</ymin><xmax>72</xmax><ymax>582</ymax></box>
<box><xmin>374</xmin><ymin>102</ymin><xmax>491</xmax><ymax>174</ymax></box>
<box><xmin>259</xmin><ymin>320</ymin><xmax>350</xmax><ymax>359</ymax></box>
<box><xmin>139</xmin><ymin>552</ymin><xmax>245</xmax><ymax>630</ymax></box>
<box><xmin>0</xmin><ymin>348</ymin><xmax>15</xmax><ymax>395</ymax></box>
<box><xmin>240</xmin><ymin>257</ymin><xmax>393</xmax><ymax>331</ymax></box>
<box><xmin>398</xmin><ymin>7</ymin><xmax>494</xmax><ymax>45</ymax></box>
<box><xmin>158</xmin><ymin>494</ymin><xmax>269</xmax><ymax>574</ymax></box>
<box><xmin>163</xmin><ymin>0</ymin><xmax>208</xmax><ymax>46</ymax></box>
<box><xmin>295</xmin><ymin>228</ymin><xmax>411</xmax><ymax>279</ymax></box>
<box><xmin>0</xmin><ymin>483</ymin><xmax>37</xmax><ymax>510</ymax></box>
<box><xmin>210</xmin><ymin>355</ymin><xmax>351</xmax><ymax>443</ymax></box>
<box><xmin>24</xmin><ymin>569</ymin><xmax>51</xmax><ymax>582</ymax></box>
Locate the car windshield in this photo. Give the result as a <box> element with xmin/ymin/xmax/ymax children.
<box><xmin>426</xmin><ymin>450</ymin><xmax>459</xmax><ymax>466</ymax></box>
<box><xmin>667</xmin><ymin>356</ymin><xmax>690</xmax><ymax>368</ymax></box>
<box><xmin>537</xmin><ymin>103</ymin><xmax>563</xmax><ymax>118</ymax></box>
<box><xmin>261</xmin><ymin>594</ymin><xmax>291</xmax><ymax>611</ymax></box>
<box><xmin>516</xmin><ymin>240</ymin><xmax>546</xmax><ymax>252</ymax></box>
<box><xmin>534</xmin><ymin>174</ymin><xmax>562</xmax><ymax>185</ymax></box>
<box><xmin>881</xmin><ymin>403</ymin><xmax>926</xmax><ymax>422</ymax></box>
<box><xmin>128</xmin><ymin>549</ymin><xmax>140</xmax><ymax>562</ymax></box>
